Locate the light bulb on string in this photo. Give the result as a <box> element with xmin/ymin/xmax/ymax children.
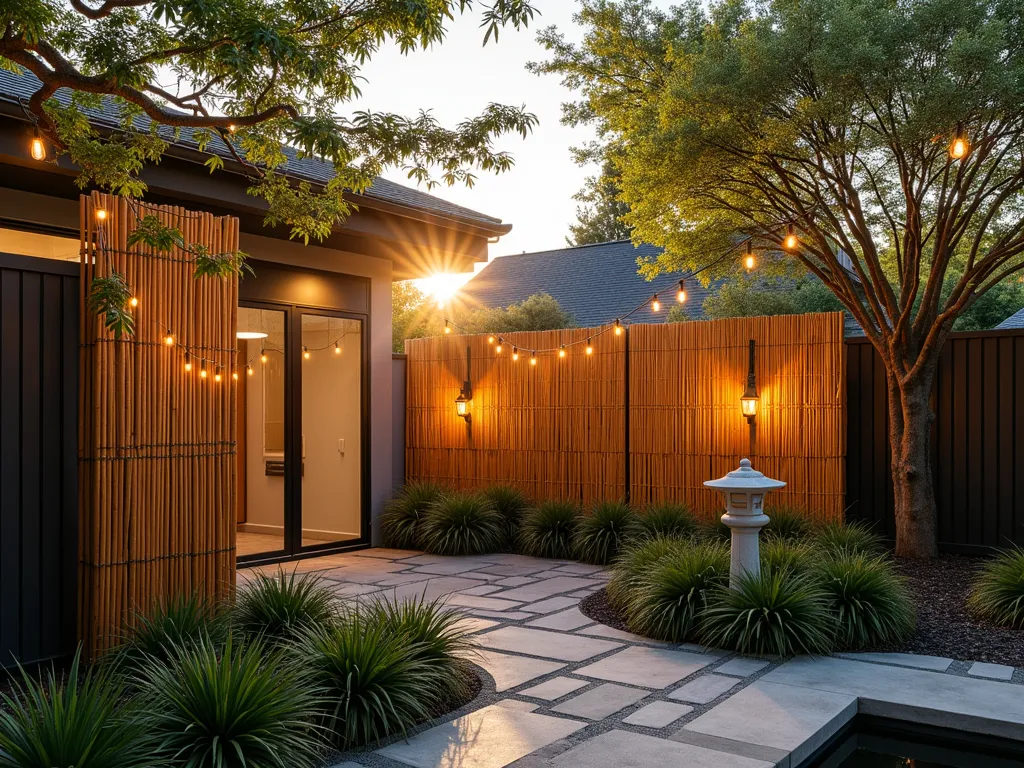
<box><xmin>495</xmin><ymin>338</ymin><xmax>503</xmax><ymax>354</ymax></box>
<box><xmin>530</xmin><ymin>351</ymin><xmax>537</xmax><ymax>366</ymax></box>
<box><xmin>30</xmin><ymin>133</ymin><xmax>45</xmax><ymax>161</ymax></box>
<box><xmin>95</xmin><ymin>208</ymin><xmax>107</xmax><ymax>221</ymax></box>
<box><xmin>488</xmin><ymin>335</ymin><xmax>495</xmax><ymax>344</ymax></box>
<box><xmin>784</xmin><ymin>224</ymin><xmax>799</xmax><ymax>250</ymax></box>
<box><xmin>303</xmin><ymin>345</ymin><xmax>311</xmax><ymax>360</ymax></box>
<box><xmin>512</xmin><ymin>346</ymin><xmax>519</xmax><ymax>362</ymax></box>
<box><xmin>260</xmin><ymin>348</ymin><xmax>268</xmax><ymax>364</ymax></box>
<box><xmin>184</xmin><ymin>353</ymin><xmax>192</xmax><ymax>372</ymax></box>
<box><xmin>246</xmin><ymin>364</ymin><xmax>253</xmax><ymax>376</ymax></box>
<box><xmin>200</xmin><ymin>362</ymin><xmax>208</xmax><ymax>379</ymax></box>
<box><xmin>334</xmin><ymin>341</ymin><xmax>341</xmax><ymax>355</ymax></box>
<box><xmin>214</xmin><ymin>372</ymin><xmax>222</xmax><ymax>383</ymax></box>
<box><xmin>558</xmin><ymin>345</ymin><xmax>566</xmax><ymax>359</ymax></box>
<box><xmin>950</xmin><ymin>123</ymin><xmax>969</xmax><ymax>160</ymax></box>
<box><xmin>614</xmin><ymin>319</ymin><xmax>623</xmax><ymax>336</ymax></box>
<box><xmin>651</xmin><ymin>294</ymin><xmax>660</xmax><ymax>313</ymax></box>
<box><xmin>677</xmin><ymin>280</ymin><xmax>687</xmax><ymax>304</ymax></box>
<box><xmin>232</xmin><ymin>371</ymin><xmax>238</xmax><ymax>381</ymax></box>
<box><xmin>585</xmin><ymin>338</ymin><xmax>593</xmax><ymax>355</ymax></box>
<box><xmin>164</xmin><ymin>334</ymin><xmax>174</xmax><ymax>346</ymax></box>
<box><xmin>744</xmin><ymin>241</ymin><xmax>756</xmax><ymax>271</ymax></box>
<box><xmin>129</xmin><ymin>296</ymin><xmax>139</xmax><ymax>308</ymax></box>
<box><xmin>444</xmin><ymin>320</ymin><xmax>451</xmax><ymax>335</ymax></box>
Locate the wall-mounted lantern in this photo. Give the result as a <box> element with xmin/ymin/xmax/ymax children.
<box><xmin>455</xmin><ymin>345</ymin><xmax>472</xmax><ymax>423</ymax></box>
<box><xmin>740</xmin><ymin>339</ymin><xmax>758</xmax><ymax>423</ymax></box>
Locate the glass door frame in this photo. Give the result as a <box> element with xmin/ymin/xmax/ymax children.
<box><xmin>237</xmin><ymin>298</ymin><xmax>371</xmax><ymax>565</ymax></box>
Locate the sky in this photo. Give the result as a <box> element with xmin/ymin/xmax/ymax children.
<box><xmin>349</xmin><ymin>2</ymin><xmax>666</xmax><ymax>266</ymax></box>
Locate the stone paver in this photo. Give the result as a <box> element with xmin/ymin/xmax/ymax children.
<box><xmin>477</xmin><ymin>626</ymin><xmax>623</xmax><ymax>662</ymax></box>
<box><xmin>445</xmin><ymin>593</ymin><xmax>524</xmax><ymax>611</ymax></box>
<box><xmin>968</xmin><ymin>661</ymin><xmax>1014</xmax><ymax>681</ymax></box>
<box><xmin>668</xmin><ymin>673</ymin><xmax>739</xmax><ymax>704</ymax></box>
<box><xmin>519</xmin><ymin>676</ymin><xmax>590</xmax><ymax>701</ymax></box>
<box><xmin>473</xmin><ymin>650</ymin><xmax>566</xmax><ymax>692</ymax></box>
<box><xmin>837</xmin><ymin>651</ymin><xmax>953</xmax><ymax>672</ymax></box>
<box><xmin>576</xmin><ymin>624</ymin><xmax>672</xmax><ymax>646</ymax></box>
<box><xmin>553</xmin><ymin>730</ymin><xmax>774</xmax><ymax>768</ymax></box>
<box><xmin>715</xmin><ymin>658</ymin><xmax>770</xmax><ymax>677</ymax></box>
<box><xmin>453</xmin><ymin>617</ymin><xmax>500</xmax><ymax>634</ymax></box>
<box><xmin>551</xmin><ymin>683</ymin><xmax>649</xmax><ymax>720</ymax></box>
<box><xmin>525</xmin><ymin>607</ymin><xmax>594</xmax><ymax>631</ymax></box>
<box><xmin>378</xmin><ymin>702</ymin><xmax>586</xmax><ymax>768</ymax></box>
<box><xmin>498</xmin><ymin>577</ymin><xmax>603</xmax><ymax>602</ymax></box>
<box><xmin>460</xmin><ymin>584</ymin><xmax>505</xmax><ymax>596</ymax></box>
<box><xmin>682</xmin><ymin>680</ymin><xmax>857</xmax><ymax>767</ymax></box>
<box><xmin>521</xmin><ymin>596</ymin><xmax>579</xmax><ymax>614</ymax></box>
<box><xmin>466</xmin><ymin>609</ymin><xmax>535</xmax><ymax>620</ymax></box>
<box><xmin>622</xmin><ymin>701</ymin><xmax>694</xmax><ymax>728</ymax></box>
<box><xmin>575</xmin><ymin>646</ymin><xmax>711</xmax><ymax>689</ymax></box>
<box><xmin>495</xmin><ymin>576</ymin><xmax>539</xmax><ymax>587</ymax></box>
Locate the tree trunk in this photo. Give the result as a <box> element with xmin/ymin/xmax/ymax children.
<box><xmin>886</xmin><ymin>372</ymin><xmax>938</xmax><ymax>559</ymax></box>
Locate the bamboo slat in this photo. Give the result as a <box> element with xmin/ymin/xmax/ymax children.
<box><xmin>78</xmin><ymin>193</ymin><xmax>239</xmax><ymax>657</ymax></box>
<box><xmin>404</xmin><ymin>313</ymin><xmax>845</xmax><ymax>521</ymax></box>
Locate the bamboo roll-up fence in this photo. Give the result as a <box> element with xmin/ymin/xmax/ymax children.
<box><xmin>405</xmin><ymin>329</ymin><xmax>626</xmax><ymax>503</ymax></box>
<box><xmin>79</xmin><ymin>192</ymin><xmax>238</xmax><ymax>657</ymax></box>
<box><xmin>404</xmin><ymin>312</ymin><xmax>845</xmax><ymax>521</ymax></box>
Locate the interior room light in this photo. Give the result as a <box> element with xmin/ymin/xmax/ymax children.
<box><xmin>236</xmin><ymin>331</ymin><xmax>268</xmax><ymax>339</ymax></box>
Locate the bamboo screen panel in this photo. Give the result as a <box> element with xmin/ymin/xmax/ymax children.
<box><xmin>405</xmin><ymin>329</ymin><xmax>626</xmax><ymax>502</ymax></box>
<box><xmin>79</xmin><ymin>192</ymin><xmax>238</xmax><ymax>656</ymax></box>
<box><xmin>629</xmin><ymin>313</ymin><xmax>845</xmax><ymax>522</ymax></box>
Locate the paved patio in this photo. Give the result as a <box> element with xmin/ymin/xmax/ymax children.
<box><xmin>240</xmin><ymin>550</ymin><xmax>1024</xmax><ymax>768</ymax></box>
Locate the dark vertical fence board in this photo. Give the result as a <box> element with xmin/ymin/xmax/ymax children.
<box><xmin>0</xmin><ymin>253</ymin><xmax>79</xmax><ymax>668</ymax></box>
<box><xmin>846</xmin><ymin>330</ymin><xmax>1024</xmax><ymax>552</ymax></box>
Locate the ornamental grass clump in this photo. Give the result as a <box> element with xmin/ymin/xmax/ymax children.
<box><xmin>232</xmin><ymin>568</ymin><xmax>336</xmax><ymax>643</ymax></box>
<box><xmin>701</xmin><ymin>570</ymin><xmax>834</xmax><ymax>656</ymax></box>
<box><xmin>763</xmin><ymin>504</ymin><xmax>816</xmax><ymax>540</ymax></box>
<box><xmin>380</xmin><ymin>480</ymin><xmax>445</xmax><ymax>550</ymax></box>
<box><xmin>606</xmin><ymin>535</ymin><xmax>691</xmax><ymax>610</ymax></box>
<box><xmin>518</xmin><ymin>500</ymin><xmax>582</xmax><ymax>559</ymax></box>
<box><xmin>0</xmin><ymin>650</ymin><xmax>155</xmax><ymax>768</ymax></box>
<box><xmin>816</xmin><ymin>552</ymin><xmax>915</xmax><ymax>650</ymax></box>
<box><xmin>574</xmin><ymin>501</ymin><xmax>639</xmax><ymax>565</ymax></box>
<box><xmin>624</xmin><ymin>541</ymin><xmax>729</xmax><ymax>642</ymax></box>
<box><xmin>418</xmin><ymin>493</ymin><xmax>505</xmax><ymax>556</ymax></box>
<box><xmin>139</xmin><ymin>634</ymin><xmax>323</xmax><ymax>768</ymax></box>
<box><xmin>760</xmin><ymin>538</ymin><xmax>817</xmax><ymax>577</ymax></box>
<box><xmin>298</xmin><ymin>615</ymin><xmax>448</xmax><ymax>749</ymax></box>
<box><xmin>636</xmin><ymin>501</ymin><xmax>700</xmax><ymax>540</ymax></box>
<box><xmin>481</xmin><ymin>484</ymin><xmax>531</xmax><ymax>545</ymax></box>
<box><xmin>814</xmin><ymin>520</ymin><xmax>885</xmax><ymax>557</ymax></box>
<box><xmin>968</xmin><ymin>546</ymin><xmax>1024</xmax><ymax>628</ymax></box>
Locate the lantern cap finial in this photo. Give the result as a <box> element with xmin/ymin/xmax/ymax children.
<box><xmin>703</xmin><ymin>458</ymin><xmax>786</xmax><ymax>491</ymax></box>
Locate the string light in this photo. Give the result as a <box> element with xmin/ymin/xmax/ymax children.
<box><xmin>184</xmin><ymin>353</ymin><xmax>192</xmax><ymax>372</ymax></box>
<box><xmin>488</xmin><ymin>335</ymin><xmax>495</xmax><ymax>344</ymax></box>
<box><xmin>559</xmin><ymin>345</ymin><xmax>566</xmax><ymax>358</ymax></box>
<box><xmin>164</xmin><ymin>334</ymin><xmax>174</xmax><ymax>346</ymax></box>
<box><xmin>614</xmin><ymin>319</ymin><xmax>623</xmax><ymax>336</ymax></box>
<box><xmin>335</xmin><ymin>341</ymin><xmax>341</xmax><ymax>355</ymax></box>
<box><xmin>200</xmin><ymin>362</ymin><xmax>208</xmax><ymax>379</ymax></box>
<box><xmin>129</xmin><ymin>296</ymin><xmax>139</xmax><ymax>308</ymax></box>
<box><xmin>246</xmin><ymin>364</ymin><xmax>253</xmax><ymax>376</ymax></box>
<box><xmin>784</xmin><ymin>224</ymin><xmax>798</xmax><ymax>250</ymax></box>
<box><xmin>585</xmin><ymin>338</ymin><xmax>593</xmax><ymax>355</ymax></box>
<box><xmin>512</xmin><ymin>346</ymin><xmax>519</xmax><ymax>362</ymax></box>
<box><xmin>95</xmin><ymin>208</ymin><xmax>107</xmax><ymax>221</ymax></box>
<box><xmin>677</xmin><ymin>280</ymin><xmax>687</xmax><ymax>304</ymax></box>
<box><xmin>214</xmin><ymin>372</ymin><xmax>222</xmax><ymax>383</ymax></box>
<box><xmin>232</xmin><ymin>371</ymin><xmax>238</xmax><ymax>381</ymax></box>
<box><xmin>950</xmin><ymin>123</ymin><xmax>968</xmax><ymax>160</ymax></box>
<box><xmin>303</xmin><ymin>345</ymin><xmax>311</xmax><ymax>360</ymax></box>
<box><xmin>651</xmin><ymin>294</ymin><xmax>660</xmax><ymax>313</ymax></box>
<box><xmin>30</xmin><ymin>133</ymin><xmax>45</xmax><ymax>161</ymax></box>
<box><xmin>495</xmin><ymin>339</ymin><xmax>503</xmax><ymax>354</ymax></box>
<box><xmin>530</xmin><ymin>351</ymin><xmax>537</xmax><ymax>366</ymax></box>
<box><xmin>444</xmin><ymin>320</ymin><xmax>451</xmax><ymax>334</ymax></box>
<box><xmin>744</xmin><ymin>241</ymin><xmax>756</xmax><ymax>271</ymax></box>
<box><xmin>260</xmin><ymin>348</ymin><xmax>268</xmax><ymax>364</ymax></box>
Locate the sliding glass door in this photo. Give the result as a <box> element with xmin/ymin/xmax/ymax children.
<box><xmin>236</xmin><ymin>303</ymin><xmax>367</xmax><ymax>562</ymax></box>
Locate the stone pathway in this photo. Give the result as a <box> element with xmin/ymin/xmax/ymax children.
<box><xmin>240</xmin><ymin>550</ymin><xmax>1024</xmax><ymax>768</ymax></box>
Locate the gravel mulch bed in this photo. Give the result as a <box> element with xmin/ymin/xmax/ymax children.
<box><xmin>580</xmin><ymin>555</ymin><xmax>1024</xmax><ymax>667</ymax></box>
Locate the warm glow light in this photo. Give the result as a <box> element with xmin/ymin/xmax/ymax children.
<box><xmin>744</xmin><ymin>253</ymin><xmax>755</xmax><ymax>271</ymax></box>
<box><xmin>530</xmin><ymin>352</ymin><xmax>537</xmax><ymax>366</ymax></box>
<box><xmin>677</xmin><ymin>280</ymin><xmax>686</xmax><ymax>304</ymax></box>
<box><xmin>184</xmin><ymin>361</ymin><xmax>192</xmax><ymax>372</ymax></box>
<box><xmin>416</xmin><ymin>272</ymin><xmax>473</xmax><ymax>307</ymax></box>
<box><xmin>129</xmin><ymin>297</ymin><xmax>139</xmax><ymax>308</ymax></box>
<box><xmin>651</xmin><ymin>295</ymin><xmax>660</xmax><ymax>312</ymax></box>
<box><xmin>444</xmin><ymin>321</ymin><xmax>452</xmax><ymax>334</ymax></box>
<box><xmin>456</xmin><ymin>398</ymin><xmax>468</xmax><ymax>417</ymax></box>
<box><xmin>303</xmin><ymin>346</ymin><xmax>311</xmax><ymax>360</ymax></box>
<box><xmin>164</xmin><ymin>334</ymin><xmax>174</xmax><ymax>346</ymax></box>
<box><xmin>334</xmin><ymin>342</ymin><xmax>341</xmax><ymax>354</ymax></box>
<box><xmin>95</xmin><ymin>208</ymin><xmax>107</xmax><ymax>221</ymax></box>
<box><xmin>30</xmin><ymin>137</ymin><xmax>45</xmax><ymax>161</ymax></box>
<box><xmin>236</xmin><ymin>331</ymin><xmax>268</xmax><ymax>340</ymax></box>
<box><xmin>228</xmin><ymin>124</ymin><xmax>237</xmax><ymax>133</ymax></box>
<box><xmin>784</xmin><ymin>227</ymin><xmax>799</xmax><ymax>250</ymax></box>
<box><xmin>495</xmin><ymin>343</ymin><xmax>503</xmax><ymax>354</ymax></box>
<box><xmin>741</xmin><ymin>395</ymin><xmax>759</xmax><ymax>418</ymax></box>
<box><xmin>585</xmin><ymin>338</ymin><xmax>593</xmax><ymax>355</ymax></box>
<box><xmin>512</xmin><ymin>346</ymin><xmax>519</xmax><ymax>362</ymax></box>
<box><xmin>614</xmin><ymin>319</ymin><xmax>623</xmax><ymax>336</ymax></box>
<box><xmin>232</xmin><ymin>372</ymin><xmax>238</xmax><ymax>381</ymax></box>
<box><xmin>200</xmin><ymin>367</ymin><xmax>208</xmax><ymax>379</ymax></box>
<box><xmin>260</xmin><ymin>350</ymin><xmax>268</xmax><ymax>364</ymax></box>
<box><xmin>488</xmin><ymin>335</ymin><xmax>495</xmax><ymax>344</ymax></box>
<box><xmin>951</xmin><ymin>137</ymin><xmax>968</xmax><ymax>159</ymax></box>
<box><xmin>558</xmin><ymin>345</ymin><xmax>566</xmax><ymax>358</ymax></box>
<box><xmin>246</xmin><ymin>364</ymin><xmax>253</xmax><ymax>376</ymax></box>
<box><xmin>214</xmin><ymin>372</ymin><xmax>222</xmax><ymax>383</ymax></box>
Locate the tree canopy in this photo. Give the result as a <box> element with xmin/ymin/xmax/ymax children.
<box><xmin>566</xmin><ymin>160</ymin><xmax>632</xmax><ymax>245</ymax></box>
<box><xmin>3</xmin><ymin>0</ymin><xmax>539</xmax><ymax>242</ymax></box>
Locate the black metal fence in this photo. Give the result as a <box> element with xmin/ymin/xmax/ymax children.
<box><xmin>846</xmin><ymin>330</ymin><xmax>1024</xmax><ymax>553</ymax></box>
<box><xmin>0</xmin><ymin>252</ymin><xmax>79</xmax><ymax>668</ymax></box>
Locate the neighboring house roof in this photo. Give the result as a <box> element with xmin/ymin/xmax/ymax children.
<box><xmin>0</xmin><ymin>68</ymin><xmax>507</xmax><ymax>232</ymax></box>
<box><xmin>458</xmin><ymin>240</ymin><xmax>719</xmax><ymax>327</ymax></box>
<box><xmin>997</xmin><ymin>307</ymin><xmax>1024</xmax><ymax>329</ymax></box>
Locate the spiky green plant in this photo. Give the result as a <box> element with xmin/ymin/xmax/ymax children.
<box><xmin>624</xmin><ymin>541</ymin><xmax>729</xmax><ymax>641</ymax></box>
<box><xmin>232</xmin><ymin>568</ymin><xmax>336</xmax><ymax>643</ymax></box>
<box><xmin>814</xmin><ymin>520</ymin><xmax>886</xmax><ymax>556</ymax></box>
<box><xmin>968</xmin><ymin>547</ymin><xmax>1024</xmax><ymax>628</ymax></box>
<box><xmin>702</xmin><ymin>514</ymin><xmax>733</xmax><ymax>542</ymax></box>
<box><xmin>361</xmin><ymin>594</ymin><xmax>475</xmax><ymax>700</ymax></box>
<box><xmin>763</xmin><ymin>504</ymin><xmax>816</xmax><ymax>540</ymax></box>
<box><xmin>701</xmin><ymin>571</ymin><xmax>834</xmax><ymax>656</ymax></box>
<box><xmin>816</xmin><ymin>552</ymin><xmax>915</xmax><ymax>649</ymax></box>
<box><xmin>418</xmin><ymin>493</ymin><xmax>505</xmax><ymax>556</ymax></box>
<box><xmin>298</xmin><ymin>615</ymin><xmax>448</xmax><ymax>749</ymax></box>
<box><xmin>518</xmin><ymin>500</ymin><xmax>582</xmax><ymax>559</ymax></box>
<box><xmin>480</xmin><ymin>484</ymin><xmax>531</xmax><ymax>545</ymax></box>
<box><xmin>0</xmin><ymin>650</ymin><xmax>156</xmax><ymax>768</ymax></box>
<box><xmin>109</xmin><ymin>591</ymin><xmax>226</xmax><ymax>677</ymax></box>
<box><xmin>380</xmin><ymin>480</ymin><xmax>445</xmax><ymax>550</ymax></box>
<box><xmin>636</xmin><ymin>501</ymin><xmax>700</xmax><ymax>540</ymax></box>
<box><xmin>574</xmin><ymin>501</ymin><xmax>639</xmax><ymax>565</ymax></box>
<box><xmin>607</xmin><ymin>536</ymin><xmax>692</xmax><ymax>610</ymax></box>
<box><xmin>140</xmin><ymin>634</ymin><xmax>322</xmax><ymax>768</ymax></box>
<box><xmin>760</xmin><ymin>538</ymin><xmax>817</xmax><ymax>577</ymax></box>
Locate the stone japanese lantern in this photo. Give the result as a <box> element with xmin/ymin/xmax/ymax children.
<box><xmin>704</xmin><ymin>459</ymin><xmax>786</xmax><ymax>589</ymax></box>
